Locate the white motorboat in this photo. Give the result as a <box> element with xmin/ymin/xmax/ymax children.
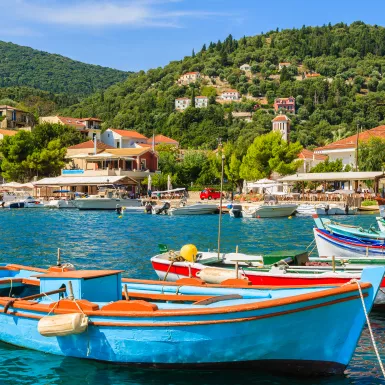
<box><xmin>168</xmin><ymin>203</ymin><xmax>218</xmax><ymax>216</ymax></box>
<box><xmin>316</xmin><ymin>203</ymin><xmax>357</xmax><ymax>215</ymax></box>
<box><xmin>152</xmin><ymin>201</ymin><xmax>171</xmax><ymax>215</ymax></box>
<box><xmin>23</xmin><ymin>197</ymin><xmax>45</xmax><ymax>208</ymax></box>
<box><xmin>253</xmin><ymin>203</ymin><xmax>298</xmax><ymax>218</ymax></box>
<box><xmin>296</xmin><ymin>204</ymin><xmax>316</xmax><ymax>216</ymax></box>
<box><xmin>73</xmin><ymin>184</ymin><xmax>141</xmax><ymax>210</ymax></box>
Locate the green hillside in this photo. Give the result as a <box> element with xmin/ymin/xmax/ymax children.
<box><xmin>62</xmin><ymin>21</ymin><xmax>385</xmax><ymax>153</ymax></box>
<box><xmin>0</xmin><ymin>41</ymin><xmax>130</xmax><ymax>96</ymax></box>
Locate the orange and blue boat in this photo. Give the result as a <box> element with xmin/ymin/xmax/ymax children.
<box><xmin>0</xmin><ymin>264</ymin><xmax>382</xmax><ymax>375</ymax></box>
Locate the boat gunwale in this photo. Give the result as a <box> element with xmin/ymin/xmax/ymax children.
<box><xmin>0</xmin><ymin>282</ymin><xmax>372</xmax><ymax>319</ymax></box>
<box><xmin>3</xmin><ymin>292</ymin><xmax>368</xmax><ymax>326</ymax></box>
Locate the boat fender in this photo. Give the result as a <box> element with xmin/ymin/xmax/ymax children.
<box><xmin>38</xmin><ymin>313</ymin><xmax>88</xmax><ymax>337</ymax></box>
<box><xmin>180</xmin><ymin>244</ymin><xmax>198</xmax><ymax>263</ymax></box>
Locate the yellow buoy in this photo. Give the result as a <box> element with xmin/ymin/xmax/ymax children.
<box><xmin>118</xmin><ymin>215</ymin><xmax>122</xmax><ymax>219</ymax></box>
<box><xmin>288</xmin><ymin>216</ymin><xmax>292</xmax><ymax>219</ymax></box>
<box><xmin>180</xmin><ymin>244</ymin><xmax>198</xmax><ymax>262</ymax></box>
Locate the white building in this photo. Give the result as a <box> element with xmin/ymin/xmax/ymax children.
<box><xmin>101</xmin><ymin>128</ymin><xmax>148</xmax><ymax>149</ymax></box>
<box><xmin>195</xmin><ymin>96</ymin><xmax>208</xmax><ymax>108</ymax></box>
<box><xmin>314</xmin><ymin>125</ymin><xmax>385</xmax><ymax>169</ymax></box>
<box><xmin>178</xmin><ymin>72</ymin><xmax>201</xmax><ymax>85</ymax></box>
<box><xmin>272</xmin><ymin>114</ymin><xmax>290</xmax><ymax>142</ymax></box>
<box><xmin>240</xmin><ymin>64</ymin><xmax>251</xmax><ymax>71</ymax></box>
<box><xmin>221</xmin><ymin>89</ymin><xmax>239</xmax><ymax>101</ymax></box>
<box><xmin>175</xmin><ymin>98</ymin><xmax>191</xmax><ymax>110</ymax></box>
<box><xmin>278</xmin><ymin>62</ymin><xmax>291</xmax><ymax>71</ymax></box>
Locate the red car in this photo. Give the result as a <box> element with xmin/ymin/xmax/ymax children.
<box><xmin>200</xmin><ymin>188</ymin><xmax>222</xmax><ymax>200</ymax></box>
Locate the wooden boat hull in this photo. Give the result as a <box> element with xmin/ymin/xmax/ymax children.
<box><xmin>0</xmin><ymin>272</ymin><xmax>381</xmax><ymax>375</ymax></box>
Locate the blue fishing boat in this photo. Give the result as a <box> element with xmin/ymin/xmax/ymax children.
<box><xmin>0</xmin><ymin>266</ymin><xmax>382</xmax><ymax>376</ymax></box>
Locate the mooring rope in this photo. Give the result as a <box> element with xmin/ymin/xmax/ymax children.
<box><xmin>346</xmin><ymin>279</ymin><xmax>385</xmax><ymax>379</ymax></box>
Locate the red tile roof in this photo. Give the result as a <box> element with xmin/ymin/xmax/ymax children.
<box><xmin>110</xmin><ymin>129</ymin><xmax>148</xmax><ymax>140</ymax></box>
<box><xmin>272</xmin><ymin>115</ymin><xmax>290</xmax><ymax>122</ymax></box>
<box><xmin>315</xmin><ymin>126</ymin><xmax>385</xmax><ymax>152</ymax></box>
<box><xmin>80</xmin><ymin>117</ymin><xmax>102</xmax><ymax>122</ymax></box>
<box><xmin>137</xmin><ymin>143</ymin><xmax>153</xmax><ymax>148</ymax></box>
<box><xmin>306</xmin><ymin>73</ymin><xmax>321</xmax><ymax>78</ymax></box>
<box><xmin>195</xmin><ymin>96</ymin><xmax>208</xmax><ymax>99</ymax></box>
<box><xmin>147</xmin><ymin>134</ymin><xmax>179</xmax><ymax>145</ymax></box>
<box><xmin>67</xmin><ymin>140</ymin><xmax>115</xmax><ymax>150</ymax></box>
<box><xmin>176</xmin><ymin>97</ymin><xmax>190</xmax><ymax>101</ymax></box>
<box><xmin>57</xmin><ymin>116</ymin><xmax>86</xmax><ymax>129</ymax></box>
<box><xmin>0</xmin><ymin>129</ymin><xmax>18</xmax><ymax>136</ymax></box>
<box><xmin>298</xmin><ymin>149</ymin><xmax>327</xmax><ymax>161</ymax></box>
<box><xmin>223</xmin><ymin>89</ymin><xmax>238</xmax><ymax>93</ymax></box>
<box><xmin>183</xmin><ymin>72</ymin><xmax>200</xmax><ymax>75</ymax></box>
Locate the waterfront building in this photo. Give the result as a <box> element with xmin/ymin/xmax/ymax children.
<box><xmin>101</xmin><ymin>129</ymin><xmax>148</xmax><ymax>148</ymax></box>
<box><xmin>39</xmin><ymin>116</ymin><xmax>102</xmax><ymax>140</ymax></box>
<box><xmin>0</xmin><ymin>105</ymin><xmax>35</xmax><ymax>131</ymax></box>
<box><xmin>274</xmin><ymin>97</ymin><xmax>295</xmax><ymax>114</ymax></box>
<box><xmin>35</xmin><ymin>147</ymin><xmax>159</xmax><ymax>197</ymax></box>
<box><xmin>314</xmin><ymin>125</ymin><xmax>385</xmax><ymax>169</ymax></box>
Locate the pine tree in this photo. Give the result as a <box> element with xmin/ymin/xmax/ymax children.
<box><xmin>201</xmin><ymin>43</ymin><xmax>207</xmax><ymax>52</ymax></box>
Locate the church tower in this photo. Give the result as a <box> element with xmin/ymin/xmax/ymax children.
<box><xmin>272</xmin><ymin>114</ymin><xmax>290</xmax><ymax>142</ymax></box>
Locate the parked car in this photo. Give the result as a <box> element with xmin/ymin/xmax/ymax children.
<box><xmin>200</xmin><ymin>188</ymin><xmax>222</xmax><ymax>200</ymax></box>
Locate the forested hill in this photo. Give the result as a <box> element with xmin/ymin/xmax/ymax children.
<box><xmin>62</xmin><ymin>22</ymin><xmax>385</xmax><ymax>151</ymax></box>
<box><xmin>0</xmin><ymin>41</ymin><xmax>130</xmax><ymax>96</ymax></box>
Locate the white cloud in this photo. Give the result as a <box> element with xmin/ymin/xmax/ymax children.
<box><xmin>5</xmin><ymin>0</ymin><xmax>224</xmax><ymax>28</ymax></box>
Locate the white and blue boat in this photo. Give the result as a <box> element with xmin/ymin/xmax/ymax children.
<box><xmin>313</xmin><ymin>214</ymin><xmax>385</xmax><ymax>258</ymax></box>
<box><xmin>0</xmin><ymin>265</ymin><xmax>382</xmax><ymax>376</ymax></box>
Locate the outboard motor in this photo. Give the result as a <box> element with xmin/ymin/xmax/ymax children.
<box><xmin>325</xmin><ymin>204</ymin><xmax>329</xmax><ymax>215</ymax></box>
<box><xmin>145</xmin><ymin>203</ymin><xmax>152</xmax><ymax>214</ymax></box>
<box><xmin>158</xmin><ymin>201</ymin><xmax>171</xmax><ymax>215</ymax></box>
<box><xmin>116</xmin><ymin>205</ymin><xmax>123</xmax><ymax>215</ymax></box>
<box><xmin>345</xmin><ymin>204</ymin><xmax>349</xmax><ymax>215</ymax></box>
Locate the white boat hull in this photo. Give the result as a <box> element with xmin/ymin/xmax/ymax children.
<box><xmin>45</xmin><ymin>200</ymin><xmax>77</xmax><ymax>209</ymax></box>
<box><xmin>253</xmin><ymin>204</ymin><xmax>297</xmax><ymax>218</ymax></box>
<box><xmin>74</xmin><ymin>198</ymin><xmax>142</xmax><ymax>210</ymax></box>
<box><xmin>168</xmin><ymin>204</ymin><xmax>218</xmax><ymax>216</ymax></box>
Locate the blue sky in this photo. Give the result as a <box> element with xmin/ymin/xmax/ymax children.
<box><xmin>2</xmin><ymin>0</ymin><xmax>385</xmax><ymax>72</ymax></box>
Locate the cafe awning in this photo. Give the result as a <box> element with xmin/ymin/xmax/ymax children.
<box><xmin>278</xmin><ymin>172</ymin><xmax>385</xmax><ymax>182</ymax></box>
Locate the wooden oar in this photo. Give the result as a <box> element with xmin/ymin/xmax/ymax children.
<box><xmin>3</xmin><ymin>287</ymin><xmax>66</xmax><ymax>313</ymax></box>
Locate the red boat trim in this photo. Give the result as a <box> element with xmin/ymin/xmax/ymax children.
<box><xmin>315</xmin><ymin>228</ymin><xmax>385</xmax><ymax>249</ymax></box>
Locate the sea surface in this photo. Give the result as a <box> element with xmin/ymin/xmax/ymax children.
<box><xmin>0</xmin><ymin>209</ymin><xmax>384</xmax><ymax>384</ymax></box>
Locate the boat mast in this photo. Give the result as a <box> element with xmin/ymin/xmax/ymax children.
<box><xmin>217</xmin><ymin>140</ymin><xmax>225</xmax><ymax>260</ymax></box>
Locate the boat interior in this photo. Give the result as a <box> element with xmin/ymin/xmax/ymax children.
<box><xmin>0</xmin><ymin>265</ymin><xmax>348</xmax><ymax>314</ymax></box>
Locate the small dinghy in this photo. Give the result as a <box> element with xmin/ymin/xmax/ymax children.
<box><xmin>0</xmin><ymin>265</ymin><xmax>382</xmax><ymax>375</ymax></box>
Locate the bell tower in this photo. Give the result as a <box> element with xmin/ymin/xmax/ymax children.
<box><xmin>272</xmin><ymin>113</ymin><xmax>290</xmax><ymax>142</ymax></box>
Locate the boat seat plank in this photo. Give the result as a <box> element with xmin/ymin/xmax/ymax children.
<box><xmin>126</xmin><ymin>292</ymin><xmax>211</xmax><ymax>302</ymax></box>
<box><xmin>192</xmin><ymin>294</ymin><xmax>243</xmax><ymax>306</ymax></box>
<box><xmin>198</xmin><ymin>257</ymin><xmax>222</xmax><ymax>265</ymax></box>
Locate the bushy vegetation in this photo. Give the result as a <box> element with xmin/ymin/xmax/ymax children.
<box><xmin>0</xmin><ymin>123</ymin><xmax>83</xmax><ymax>182</ymax></box>
<box><xmin>62</xmin><ymin>22</ymin><xmax>385</xmax><ymax>151</ymax></box>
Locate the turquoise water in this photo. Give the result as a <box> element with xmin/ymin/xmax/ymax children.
<box><xmin>0</xmin><ymin>210</ymin><xmax>384</xmax><ymax>384</ymax></box>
